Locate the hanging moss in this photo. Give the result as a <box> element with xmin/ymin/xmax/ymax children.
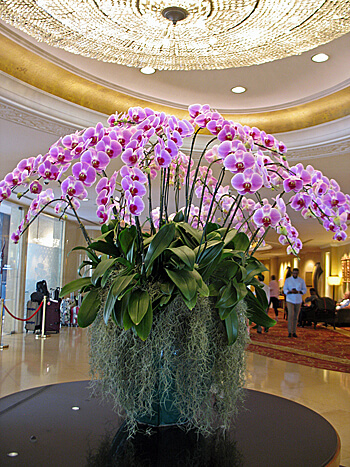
<box><xmin>89</xmin><ymin>293</ymin><xmax>249</xmax><ymax>437</ymax></box>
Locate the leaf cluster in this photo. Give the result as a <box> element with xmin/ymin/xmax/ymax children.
<box><xmin>60</xmin><ymin>217</ymin><xmax>275</xmax><ymax>344</ymax></box>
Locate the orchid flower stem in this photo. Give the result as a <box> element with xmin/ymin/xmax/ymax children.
<box><xmin>135</xmin><ymin>216</ymin><xmax>145</xmax><ymax>276</ymax></box>
<box><xmin>197</xmin><ymin>160</ymin><xmax>217</xmax><ymax>222</ymax></box>
<box><xmin>250</xmin><ymin>227</ymin><xmax>271</xmax><ymax>256</ymax></box>
<box><xmin>185</xmin><ymin>127</ymin><xmax>201</xmax><ymax>221</ymax></box>
<box><xmin>20</xmin><ymin>198</ymin><xmax>66</xmax><ymax>238</ymax></box>
<box><xmin>222</xmin><ymin>195</ymin><xmax>243</xmax><ymax>240</ymax></box>
<box><xmin>147</xmin><ymin>173</ymin><xmax>155</xmax><ymax>234</ymax></box>
<box><xmin>66</xmin><ymin>196</ymin><xmax>92</xmax><ymax>245</ymax></box>
<box><xmin>159</xmin><ymin>169</ymin><xmax>165</xmax><ymax>229</ymax></box>
<box><xmin>197</xmin><ymin>167</ymin><xmax>225</xmax><ymax>257</ymax></box>
<box><xmin>186</xmin><ymin>136</ymin><xmax>216</xmax><ymax>220</ymax></box>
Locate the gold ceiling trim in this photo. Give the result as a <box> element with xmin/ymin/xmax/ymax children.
<box><xmin>1</xmin><ymin>34</ymin><xmax>349</xmax><ymax>134</ymax></box>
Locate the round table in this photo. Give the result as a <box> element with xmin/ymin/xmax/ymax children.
<box><xmin>0</xmin><ymin>381</ymin><xmax>340</xmax><ymax>466</ymax></box>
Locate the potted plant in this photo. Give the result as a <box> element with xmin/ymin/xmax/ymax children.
<box><xmin>2</xmin><ymin>104</ymin><xmax>349</xmax><ymax>436</ymax></box>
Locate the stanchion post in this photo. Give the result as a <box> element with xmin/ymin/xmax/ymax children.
<box><xmin>36</xmin><ymin>296</ymin><xmax>50</xmax><ymax>340</ymax></box>
<box><xmin>0</xmin><ymin>298</ymin><xmax>9</xmax><ymax>350</ymax></box>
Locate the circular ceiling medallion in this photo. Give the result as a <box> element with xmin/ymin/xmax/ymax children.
<box><xmin>0</xmin><ymin>0</ymin><xmax>349</xmax><ymax>70</ymax></box>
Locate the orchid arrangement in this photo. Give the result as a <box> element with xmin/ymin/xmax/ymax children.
<box><xmin>1</xmin><ymin>104</ymin><xmax>349</xmax><ymax>344</ymax></box>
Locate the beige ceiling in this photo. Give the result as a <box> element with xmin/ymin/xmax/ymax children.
<box><xmin>0</xmin><ymin>22</ymin><xmax>349</xmax><ymax>256</ymax></box>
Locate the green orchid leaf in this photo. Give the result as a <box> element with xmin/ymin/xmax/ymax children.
<box><xmin>71</xmin><ymin>246</ymin><xmax>99</xmax><ymax>266</ymax></box>
<box><xmin>218</xmin><ymin>305</ymin><xmax>233</xmax><ymax>320</ymax></box>
<box><xmin>196</xmin><ymin>241</ymin><xmax>224</xmax><ymax>268</ymax></box>
<box><xmin>77</xmin><ymin>289</ymin><xmax>100</xmax><ymax>328</ymax></box>
<box><xmin>215</xmin><ymin>283</ymin><xmax>238</xmax><ymax>309</ymax></box>
<box><xmin>166</xmin><ymin>245</ymin><xmax>196</xmax><ymax>270</ymax></box>
<box><xmin>255</xmin><ymin>283</ymin><xmax>269</xmax><ymax>309</ymax></box>
<box><xmin>104</xmin><ymin>285</ymin><xmax>118</xmax><ymax>324</ymax></box>
<box><xmin>165</xmin><ymin>268</ymin><xmax>197</xmax><ymax>301</ymax></box>
<box><xmin>118</xmin><ymin>225</ymin><xmax>137</xmax><ymax>257</ymax></box>
<box><xmin>173</xmin><ymin>210</ymin><xmax>185</xmax><ymax>222</ymax></box>
<box><xmin>103</xmin><ymin>274</ymin><xmax>137</xmax><ymax>324</ymax></box>
<box><xmin>88</xmin><ymin>240</ymin><xmax>120</xmax><ymax>257</ymax></box>
<box><xmin>245</xmin><ymin>258</ymin><xmax>268</xmax><ymax>282</ymax></box>
<box><xmin>245</xmin><ymin>288</ymin><xmax>269</xmax><ymax>315</ymax></box>
<box><xmin>128</xmin><ymin>289</ymin><xmax>150</xmax><ymax>325</ymax></box>
<box><xmin>112</xmin><ymin>293</ymin><xmax>130</xmax><ymax>327</ymax></box>
<box><xmin>208</xmin><ymin>283</ymin><xmax>220</xmax><ymax>296</ymax></box>
<box><xmin>59</xmin><ymin>277</ymin><xmax>92</xmax><ymax>298</ymax></box>
<box><xmin>144</xmin><ymin>223</ymin><xmax>175</xmax><ymax>272</ymax></box>
<box><xmin>78</xmin><ymin>261</ymin><xmax>93</xmax><ymax>277</ymax></box>
<box><xmin>159</xmin><ymin>294</ymin><xmax>172</xmax><ymax>306</ymax></box>
<box><xmin>205</xmin><ymin>222</ymin><xmax>220</xmax><ymax>234</ymax></box>
<box><xmin>224</xmin><ymin>309</ymin><xmax>239</xmax><ymax>345</ymax></box>
<box><xmin>216</xmin><ymin>228</ymin><xmax>238</xmax><ymax>246</ymax></box>
<box><xmin>232</xmin><ymin>232</ymin><xmax>250</xmax><ymax>251</ymax></box>
<box><xmin>247</xmin><ymin>304</ymin><xmax>276</xmax><ymax>328</ymax></box>
<box><xmin>134</xmin><ymin>301</ymin><xmax>153</xmax><ymax>341</ymax></box>
<box><xmin>168</xmin><ymin>257</ymin><xmax>185</xmax><ymax>270</ymax></box>
<box><xmin>160</xmin><ymin>282</ymin><xmax>175</xmax><ymax>295</ymax></box>
<box><xmin>176</xmin><ymin>222</ymin><xmax>202</xmax><ymax>248</ymax></box>
<box><xmin>123</xmin><ymin>308</ymin><xmax>134</xmax><ymax>331</ymax></box>
<box><xmin>91</xmin><ymin>258</ymin><xmax>117</xmax><ymax>286</ymax></box>
<box><xmin>192</xmin><ymin>269</ymin><xmax>210</xmax><ymax>297</ymax></box>
<box><xmin>182</xmin><ymin>293</ymin><xmax>197</xmax><ymax>310</ymax></box>
<box><xmin>231</xmin><ymin>279</ymin><xmax>248</xmax><ymax>303</ymax></box>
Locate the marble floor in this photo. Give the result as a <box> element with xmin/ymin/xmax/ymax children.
<box><xmin>1</xmin><ymin>327</ymin><xmax>349</xmax><ymax>466</ymax></box>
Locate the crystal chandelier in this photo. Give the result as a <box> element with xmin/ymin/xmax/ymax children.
<box><xmin>1</xmin><ymin>0</ymin><xmax>349</xmax><ymax>71</ymax></box>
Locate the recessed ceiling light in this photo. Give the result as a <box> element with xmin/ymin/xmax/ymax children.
<box><xmin>140</xmin><ymin>66</ymin><xmax>156</xmax><ymax>75</ymax></box>
<box><xmin>231</xmin><ymin>86</ymin><xmax>246</xmax><ymax>94</ymax></box>
<box><xmin>71</xmin><ymin>406</ymin><xmax>80</xmax><ymax>411</ymax></box>
<box><xmin>311</xmin><ymin>53</ymin><xmax>329</xmax><ymax>63</ymax></box>
<box><xmin>7</xmin><ymin>452</ymin><xmax>19</xmax><ymax>457</ymax></box>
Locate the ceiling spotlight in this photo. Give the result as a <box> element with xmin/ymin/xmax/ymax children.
<box><xmin>311</xmin><ymin>53</ymin><xmax>329</xmax><ymax>63</ymax></box>
<box><xmin>71</xmin><ymin>406</ymin><xmax>80</xmax><ymax>411</ymax></box>
<box><xmin>140</xmin><ymin>66</ymin><xmax>156</xmax><ymax>75</ymax></box>
<box><xmin>231</xmin><ymin>86</ymin><xmax>246</xmax><ymax>94</ymax></box>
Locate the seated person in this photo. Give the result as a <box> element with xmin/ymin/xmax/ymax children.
<box><xmin>299</xmin><ymin>288</ymin><xmax>318</xmax><ymax>326</ymax></box>
<box><xmin>336</xmin><ymin>291</ymin><xmax>350</xmax><ymax>310</ymax></box>
<box><xmin>304</xmin><ymin>288</ymin><xmax>318</xmax><ymax>306</ymax></box>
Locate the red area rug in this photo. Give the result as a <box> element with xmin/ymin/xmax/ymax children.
<box><xmin>247</xmin><ymin>310</ymin><xmax>350</xmax><ymax>373</ymax></box>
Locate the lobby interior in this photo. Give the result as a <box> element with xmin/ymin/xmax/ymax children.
<box><xmin>0</xmin><ymin>3</ymin><xmax>350</xmax><ymax>465</ymax></box>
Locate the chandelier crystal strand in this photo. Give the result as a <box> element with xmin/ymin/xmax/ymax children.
<box><xmin>0</xmin><ymin>0</ymin><xmax>349</xmax><ymax>70</ymax></box>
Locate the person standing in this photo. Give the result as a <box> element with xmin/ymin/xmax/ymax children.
<box><xmin>283</xmin><ymin>268</ymin><xmax>307</xmax><ymax>338</ymax></box>
<box><xmin>257</xmin><ymin>274</ymin><xmax>270</xmax><ymax>334</ymax></box>
<box><xmin>269</xmin><ymin>275</ymin><xmax>280</xmax><ymax>321</ymax></box>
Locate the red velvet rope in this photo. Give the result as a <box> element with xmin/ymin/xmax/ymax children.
<box><xmin>4</xmin><ymin>301</ymin><xmax>43</xmax><ymax>321</ymax></box>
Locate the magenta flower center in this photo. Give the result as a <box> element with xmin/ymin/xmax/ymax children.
<box><xmin>32</xmin><ymin>184</ymin><xmax>38</xmax><ymax>193</ymax></box>
<box><xmin>243</xmin><ymin>182</ymin><xmax>251</xmax><ymax>191</ymax></box>
<box><xmin>130</xmin><ymin>187</ymin><xmax>138</xmax><ymax>196</ymax></box>
<box><xmin>288</xmin><ymin>180</ymin><xmax>296</xmax><ymax>189</ymax></box>
<box><xmin>58</xmin><ymin>154</ymin><xmax>65</xmax><ymax>162</ymax></box>
<box><xmin>90</xmin><ymin>136</ymin><xmax>98</xmax><ymax>145</ymax></box>
<box><xmin>130</xmin><ymin>204</ymin><xmax>137</xmax><ymax>214</ymax></box>
<box><xmin>79</xmin><ymin>173</ymin><xmax>87</xmax><ymax>182</ymax></box>
<box><xmin>67</xmin><ymin>187</ymin><xmax>76</xmax><ymax>196</ymax></box>
<box><xmin>236</xmin><ymin>162</ymin><xmax>244</xmax><ymax>170</ymax></box>
<box><xmin>131</xmin><ymin>175</ymin><xmax>139</xmax><ymax>181</ymax></box>
<box><xmin>158</xmin><ymin>157</ymin><xmax>165</xmax><ymax>165</ymax></box>
<box><xmin>44</xmin><ymin>170</ymin><xmax>51</xmax><ymax>178</ymax></box>
<box><xmin>262</xmin><ymin>216</ymin><xmax>271</xmax><ymax>227</ymax></box>
<box><xmin>106</xmin><ymin>149</ymin><xmax>113</xmax><ymax>157</ymax></box>
<box><xmin>331</xmin><ymin>199</ymin><xmax>339</xmax><ymax>206</ymax></box>
<box><xmin>130</xmin><ymin>155</ymin><xmax>137</xmax><ymax>164</ymax></box>
<box><xmin>92</xmin><ymin>160</ymin><xmax>100</xmax><ymax>168</ymax></box>
<box><xmin>297</xmin><ymin>199</ymin><xmax>305</xmax><ymax>207</ymax></box>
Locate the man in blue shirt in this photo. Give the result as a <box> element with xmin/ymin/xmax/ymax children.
<box><xmin>283</xmin><ymin>268</ymin><xmax>307</xmax><ymax>338</ymax></box>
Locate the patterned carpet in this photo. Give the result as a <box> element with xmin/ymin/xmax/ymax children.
<box><xmin>247</xmin><ymin>310</ymin><xmax>350</xmax><ymax>373</ymax></box>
